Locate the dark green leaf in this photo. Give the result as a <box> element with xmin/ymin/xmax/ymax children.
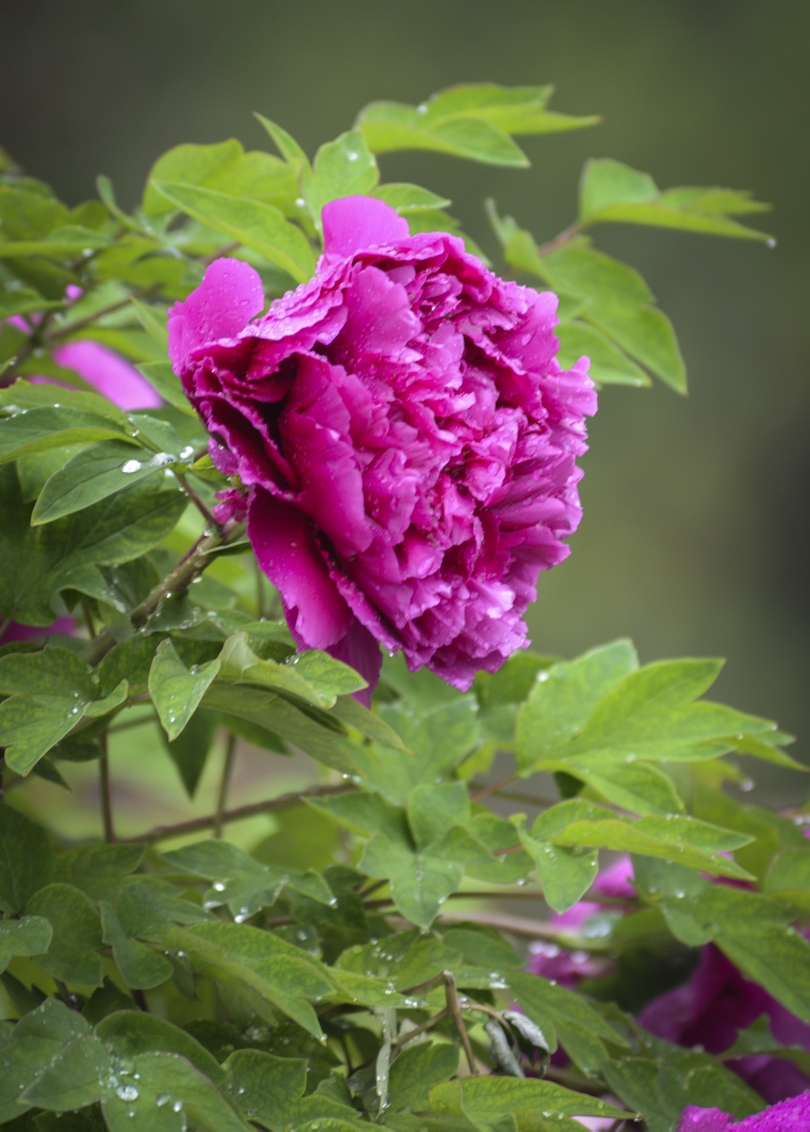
<box><xmin>53</xmin><ymin>844</ymin><xmax>145</xmax><ymax>903</ymax></box>
<box><xmin>136</xmin><ymin>361</ymin><xmax>195</xmax><ymax>414</ymax></box>
<box><xmin>388</xmin><ymin>1042</ymin><xmax>460</xmax><ymax>1112</ymax></box>
<box><xmin>100</xmin><ymin>901</ymin><xmax>173</xmax><ymax>989</ymax></box>
<box><xmin>0</xmin><ymin>803</ymin><xmax>54</xmax><ymax>912</ymax></box>
<box><xmin>21</xmin><ymin>1034</ymin><xmax>111</xmax><ymax>1111</ymax></box>
<box><xmin>94</xmin><ymin>1010</ymin><xmax>224</xmax><ymax>1084</ymax></box>
<box><xmin>32</xmin><ymin>440</ymin><xmax>170</xmax><ymax>525</ymax></box>
<box><xmin>25</xmin><ymin>882</ymin><xmax>103</xmax><ymax>986</ymax></box>
<box><xmin>361</xmin><ymin>831</ymin><xmax>462</xmax><ymax>928</ymax></box>
<box><xmin>0</xmin><ymin>915</ymin><xmax>53</xmax><ymax>973</ymax></box>
<box><xmin>430</xmin><ymin>1076</ymin><xmax>627</xmax><ymax>1124</ymax></box>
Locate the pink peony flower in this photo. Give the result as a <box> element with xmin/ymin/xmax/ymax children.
<box><xmin>677</xmin><ymin>1092</ymin><xmax>810</xmax><ymax>1131</ymax></box>
<box><xmin>167</xmin><ymin>196</ymin><xmax>595</xmax><ymax>690</ymax></box>
<box><xmin>639</xmin><ymin>944</ymin><xmax>810</xmax><ymax>1104</ymax></box>
<box><xmin>49</xmin><ymin>341</ymin><xmax>161</xmax><ymax>410</ymax></box>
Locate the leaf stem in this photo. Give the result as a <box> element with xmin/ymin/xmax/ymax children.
<box><xmin>214</xmin><ymin>732</ymin><xmax>237</xmax><ymax>839</ymax></box>
<box><xmin>99</xmin><ymin>732</ymin><xmax>115</xmax><ymax>843</ymax></box>
<box><xmin>78</xmin><ymin>519</ymin><xmax>246</xmax><ymax>668</ymax></box>
<box><xmin>537</xmin><ymin>223</ymin><xmax>582</xmax><ymax>257</ymax></box>
<box><xmin>120</xmin><ymin>781</ymin><xmax>355</xmax><ymax>844</ymax></box>
<box><xmin>469</xmin><ymin>772</ymin><xmax>520</xmax><ymax>802</ymax></box>
<box><xmin>391</xmin><ymin>1006</ymin><xmax>451</xmax><ymax>1048</ymax></box>
<box><xmin>43</xmin><ymin>283</ymin><xmax>161</xmax><ymax>344</ymax></box>
<box><xmin>174</xmin><ymin>472</ymin><xmax>221</xmax><ymax>533</ymax></box>
<box><xmin>443</xmin><ymin>971</ymin><xmax>478</xmax><ymax>1076</ymax></box>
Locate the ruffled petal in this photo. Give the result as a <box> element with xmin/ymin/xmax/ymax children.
<box><xmin>167</xmin><ymin>258</ymin><xmax>265</xmax><ymax>370</ymax></box>
<box><xmin>247</xmin><ymin>486</ymin><xmax>352</xmax><ymax>649</ymax></box>
<box><xmin>322</xmin><ymin>195</ymin><xmax>409</xmax><ymax>258</ymax></box>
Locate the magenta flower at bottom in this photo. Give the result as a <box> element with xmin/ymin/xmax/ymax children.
<box><xmin>677</xmin><ymin>1093</ymin><xmax>810</xmax><ymax>1131</ymax></box>
<box><xmin>167</xmin><ymin>196</ymin><xmax>596</xmax><ymax>690</ymax></box>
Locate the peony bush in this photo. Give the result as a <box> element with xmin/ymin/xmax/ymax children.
<box><xmin>0</xmin><ymin>83</ymin><xmax>806</xmax><ymax>1132</ymax></box>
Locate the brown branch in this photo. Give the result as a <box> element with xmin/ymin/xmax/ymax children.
<box><xmin>99</xmin><ymin>733</ymin><xmax>115</xmax><ymax>843</ymax></box>
<box><xmin>78</xmin><ymin>519</ymin><xmax>246</xmax><ymax>668</ymax></box>
<box><xmin>43</xmin><ymin>283</ymin><xmax>161</xmax><ymax>343</ymax></box>
<box><xmin>537</xmin><ymin>223</ymin><xmax>582</xmax><ymax>257</ymax></box>
<box><xmin>214</xmin><ymin>732</ymin><xmax>237</xmax><ymax>839</ymax></box>
<box><xmin>469</xmin><ymin>772</ymin><xmax>519</xmax><ymax>802</ymax></box>
<box><xmin>391</xmin><ymin>1006</ymin><xmax>451</xmax><ymax>1048</ymax></box>
<box><xmin>443</xmin><ymin>971</ymin><xmax>478</xmax><ymax>1076</ymax></box>
<box><xmin>120</xmin><ymin>782</ymin><xmax>356</xmax><ymax>844</ymax></box>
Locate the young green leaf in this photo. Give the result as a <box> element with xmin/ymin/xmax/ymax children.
<box><xmin>149</xmin><ymin>638</ymin><xmax>221</xmax><ymax>741</ymax></box>
<box><xmin>152</xmin><ymin>181</ymin><xmax>315</xmax><ymax>282</ymax></box>
<box><xmin>579</xmin><ymin>158</ymin><xmax>772</xmax><ymax>241</ymax></box>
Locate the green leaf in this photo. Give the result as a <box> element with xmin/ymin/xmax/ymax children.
<box><xmin>149</xmin><ymin>638</ymin><xmax>221</xmax><ymax>740</ymax></box>
<box><xmin>372</xmin><ymin>184</ymin><xmax>452</xmax><ymax>212</ymax></box>
<box><xmin>254</xmin><ymin>115</ymin><xmax>311</xmax><ymax>166</ymax></box>
<box><xmin>0</xmin><ymin>647</ymin><xmax>101</xmax><ymax>775</ymax></box>
<box><xmin>304</xmin><ymin>130</ymin><xmax>379</xmax><ymax>224</ymax></box>
<box><xmin>515</xmin><ymin>817</ymin><xmax>598</xmax><ymax>914</ymax></box>
<box><xmin>130</xmin><ymin>297</ymin><xmax>169</xmax><ymax>350</ymax></box>
<box><xmin>0</xmin><ymin>915</ymin><xmax>53</xmax><ymax>973</ymax></box>
<box><xmin>168</xmin><ymin>921</ymin><xmax>334</xmax><ymax>1038</ymax></box>
<box><xmin>142</xmin><ymin>138</ymin><xmax>245</xmax><ymax>215</ymax></box>
<box><xmin>408</xmin><ymin>782</ymin><xmax>470</xmax><ymax>849</ymax></box>
<box><xmin>161</xmin><ymin>706</ymin><xmax>220</xmax><ymax>797</ymax></box>
<box><xmin>556</xmin><ymin>321</ymin><xmax>651</xmax><ymax>388</ymax></box>
<box><xmin>508</xmin><ymin>971</ymin><xmax>629</xmax><ymax>1074</ymax></box>
<box><xmin>100</xmin><ymin>901</ymin><xmax>173</xmax><ymax>989</ymax></box>
<box><xmin>764</xmin><ymin>848</ymin><xmax>810</xmax><ymax>909</ymax></box>
<box><xmin>0</xmin><ymin>999</ymin><xmax>90</xmax><ymax>1123</ymax></box>
<box><xmin>0</xmin><ymin>464</ymin><xmax>186</xmax><ymax>628</ymax></box>
<box><xmin>31</xmin><ymin>440</ymin><xmax>175</xmax><ymax>525</ymax></box>
<box><xmin>561</xmin><ymin>758</ymin><xmax>685</xmax><ymax>816</ymax></box>
<box><xmin>162</xmin><ymin>839</ymin><xmax>333</xmax><ymax>920</ymax></box>
<box><xmin>152</xmin><ymin>182</ymin><xmax>315</xmax><ymax>283</ymax></box>
<box><xmin>360</xmin><ymin>831</ymin><xmax>462</xmax><ymax>928</ymax></box>
<box><xmin>0</xmin><ymin>803</ymin><xmax>54</xmax><ymax>912</ymax></box>
<box><xmin>388</xmin><ymin>1041</ymin><xmax>460</xmax><ymax>1112</ymax></box>
<box><xmin>102</xmin><ymin>1050</ymin><xmax>250</xmax><ymax>1131</ymax></box>
<box><xmin>579</xmin><ymin>158</ymin><xmax>772</xmax><ymax>241</ymax></box>
<box><xmin>0</xmin><ymin>405</ymin><xmax>132</xmax><ymax>465</ymax></box>
<box><xmin>94</xmin><ymin>1010</ymin><xmax>224</xmax><ymax>1084</ymax></box>
<box><xmin>22</xmin><ymin>1033</ymin><xmax>111</xmax><ymax>1111</ymax></box>
<box><xmin>217</xmin><ymin>632</ymin><xmax>364</xmax><ymax>710</ymax></box>
<box><xmin>516</xmin><ymin>640</ymin><xmax>638</xmax><ymax>773</ymax></box>
<box><xmin>356</xmin><ymin>85</ymin><xmax>596</xmax><ymax>167</ymax></box>
<box><xmin>136</xmin><ymin>361</ymin><xmax>195</xmax><ymax>414</ymax></box>
<box><xmin>0</xmin><ymin>286</ymin><xmax>64</xmax><ymax>319</ymax></box>
<box><xmin>25</xmin><ymin>882</ymin><xmax>103</xmax><ymax>986</ymax></box>
<box><xmin>52</xmin><ymin>844</ymin><xmax>145</xmax><ymax>904</ymax></box>
<box><xmin>307</xmin><ymin>790</ymin><xmax>411</xmax><ymax>842</ymax></box>
<box><xmin>430</xmin><ymin>1076</ymin><xmax>627</xmax><ymax>1125</ymax></box>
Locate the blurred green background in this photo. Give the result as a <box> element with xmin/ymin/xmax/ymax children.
<box><xmin>2</xmin><ymin>0</ymin><xmax>808</xmax><ymax>802</ymax></box>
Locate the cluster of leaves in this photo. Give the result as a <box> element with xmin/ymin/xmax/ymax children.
<box><xmin>0</xmin><ymin>84</ymin><xmax>800</xmax><ymax>1132</ymax></box>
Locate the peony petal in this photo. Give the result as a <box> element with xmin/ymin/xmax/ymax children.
<box><xmin>322</xmin><ymin>195</ymin><xmax>409</xmax><ymax>258</ymax></box>
<box><xmin>247</xmin><ymin>486</ymin><xmax>352</xmax><ymax>649</ymax></box>
<box><xmin>168</xmin><ymin>257</ymin><xmax>265</xmax><ymax>370</ymax></box>
<box><xmin>326</xmin><ymin>617</ymin><xmax>382</xmax><ymax>706</ymax></box>
<box><xmin>51</xmin><ymin>342</ymin><xmax>162</xmax><ymax>410</ymax></box>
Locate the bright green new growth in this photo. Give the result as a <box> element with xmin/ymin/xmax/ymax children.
<box><xmin>0</xmin><ymin>82</ymin><xmax>796</xmax><ymax>1132</ymax></box>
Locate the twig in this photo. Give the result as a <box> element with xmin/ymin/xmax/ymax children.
<box><xmin>78</xmin><ymin>519</ymin><xmax>246</xmax><ymax>667</ymax></box>
<box><xmin>470</xmin><ymin>773</ymin><xmax>519</xmax><ymax>802</ymax></box>
<box><xmin>120</xmin><ymin>782</ymin><xmax>356</xmax><ymax>844</ymax></box>
<box><xmin>537</xmin><ymin>223</ymin><xmax>582</xmax><ymax>257</ymax></box>
<box><xmin>357</xmin><ymin>878</ymin><xmax>389</xmax><ymax>899</ymax></box>
<box><xmin>214</xmin><ymin>732</ymin><xmax>237</xmax><ymax>839</ymax></box>
<box><xmin>1</xmin><ymin>309</ymin><xmax>58</xmax><ymax>385</ymax></box>
<box><xmin>443</xmin><ymin>971</ymin><xmax>478</xmax><ymax>1076</ymax></box>
<box><xmin>43</xmin><ymin>283</ymin><xmax>161</xmax><ymax>343</ymax></box>
<box><xmin>55</xmin><ymin>979</ymin><xmax>80</xmax><ymax>1011</ymax></box>
<box><xmin>544</xmin><ymin>1065</ymin><xmax>611</xmax><ymax>1097</ymax></box>
<box><xmin>201</xmin><ymin>241</ymin><xmax>240</xmax><ymax>267</ymax></box>
<box><xmin>391</xmin><ymin>1006</ymin><xmax>451</xmax><ymax>1048</ymax></box>
<box><xmin>132</xmin><ymin>988</ymin><xmax>149</xmax><ymax>1012</ymax></box>
<box><xmin>99</xmin><ymin>733</ymin><xmax>115</xmax><ymax>843</ymax></box>
<box><xmin>174</xmin><ymin>472</ymin><xmax>221</xmax><ymax>532</ymax></box>
<box><xmin>437</xmin><ymin>911</ymin><xmax>567</xmax><ymax>940</ymax></box>
<box><xmin>108</xmin><ymin>711</ymin><xmax>157</xmax><ymax>735</ymax></box>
